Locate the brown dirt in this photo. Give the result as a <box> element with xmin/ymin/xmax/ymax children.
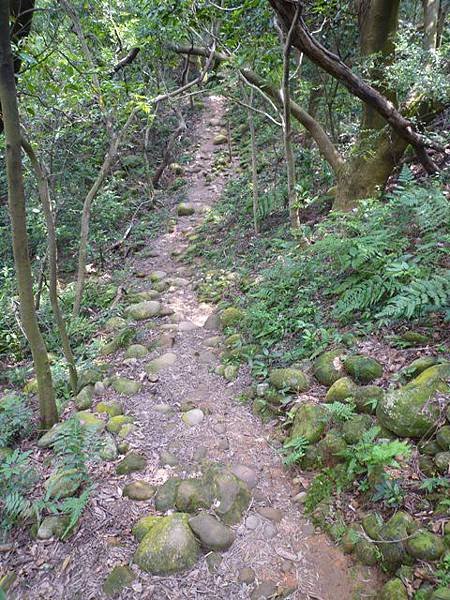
<box><xmin>4</xmin><ymin>96</ymin><xmax>382</xmax><ymax>600</ymax></box>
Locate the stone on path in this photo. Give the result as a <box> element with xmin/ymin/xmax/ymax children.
<box><xmin>123</xmin><ymin>480</ymin><xmax>155</xmax><ymax>501</ymax></box>
<box><xmin>96</xmin><ymin>400</ymin><xmax>123</xmax><ymax>417</ymax></box>
<box><xmin>149</xmin><ymin>270</ymin><xmax>167</xmax><ymax>282</ymax></box>
<box><xmin>74</xmin><ymin>385</ymin><xmax>93</xmax><ymax>410</ymax></box>
<box><xmin>111</xmin><ymin>377</ymin><xmax>141</xmax><ymax>396</ymax></box>
<box><xmin>133</xmin><ymin>514</ymin><xmax>200</xmax><ymax>575</ymax></box>
<box><xmin>251</xmin><ymin>582</ymin><xmax>278</xmax><ymax>600</ymax></box>
<box><xmin>116</xmin><ymin>452</ymin><xmax>147</xmax><ymax>475</ymax></box>
<box><xmin>107</xmin><ymin>415</ymin><xmax>133</xmax><ymax>434</ymax></box>
<box><xmin>177</xmin><ymin>203</ymin><xmax>195</xmax><ymax>216</ymax></box>
<box><xmin>37</xmin><ymin>515</ymin><xmax>71</xmax><ymax>540</ymax></box>
<box><xmin>238</xmin><ymin>567</ymin><xmax>256</xmax><ymax>584</ymax></box>
<box><xmin>182</xmin><ymin>408</ymin><xmax>204</xmax><ymax>427</ymax></box>
<box><xmin>231</xmin><ymin>464</ymin><xmax>258</xmax><ymax>489</ymax></box>
<box><xmin>102</xmin><ymin>565</ymin><xmax>135</xmax><ymax>597</ymax></box>
<box><xmin>154</xmin><ymin>403</ymin><xmax>173</xmax><ymax>415</ymax></box>
<box><xmin>126</xmin><ymin>300</ymin><xmax>161</xmax><ymax>321</ymax></box>
<box><xmin>188</xmin><ymin>513</ymin><xmax>235</xmax><ymax>550</ymax></box>
<box><xmin>155</xmin><ymin>478</ymin><xmax>181</xmax><ymax>512</ymax></box>
<box><xmin>100</xmin><ymin>433</ymin><xmax>118</xmax><ymax>461</ymax></box>
<box><xmin>125</xmin><ymin>344</ymin><xmax>148</xmax><ymax>359</ymax></box>
<box><xmin>159</xmin><ymin>450</ymin><xmax>179</xmax><ymax>467</ymax></box>
<box><xmin>45</xmin><ymin>468</ymin><xmax>82</xmax><ymax>499</ymax></box>
<box><xmin>257</xmin><ymin>507</ymin><xmax>284</xmax><ymax>523</ymax></box>
<box><xmin>145</xmin><ymin>353</ymin><xmax>177</xmax><ymax>377</ymax></box>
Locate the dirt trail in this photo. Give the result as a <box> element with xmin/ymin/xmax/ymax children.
<box><xmin>10</xmin><ymin>97</ymin><xmax>379</xmax><ymax>600</ymax></box>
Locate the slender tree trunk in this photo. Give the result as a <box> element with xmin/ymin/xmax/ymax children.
<box><xmin>73</xmin><ymin>109</ymin><xmax>136</xmax><ymax>317</ymax></box>
<box><xmin>22</xmin><ymin>137</ymin><xmax>78</xmax><ymax>394</ymax></box>
<box><xmin>245</xmin><ymin>89</ymin><xmax>260</xmax><ymax>233</ymax></box>
<box><xmin>281</xmin><ymin>4</ymin><xmax>301</xmax><ymax>227</ymax></box>
<box><xmin>0</xmin><ymin>4</ymin><xmax>57</xmax><ymax>430</ymax></box>
<box><xmin>422</xmin><ymin>0</ymin><xmax>440</xmax><ymax>51</ymax></box>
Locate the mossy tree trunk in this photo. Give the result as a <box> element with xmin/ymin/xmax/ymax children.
<box><xmin>0</xmin><ymin>4</ymin><xmax>58</xmax><ymax>430</ymax></box>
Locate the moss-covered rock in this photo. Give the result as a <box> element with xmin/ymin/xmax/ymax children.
<box><xmin>125</xmin><ymin>300</ymin><xmax>161</xmax><ymax>321</ymax></box>
<box><xmin>99</xmin><ymin>433</ymin><xmax>118</xmax><ymax>461</ymax></box>
<box><xmin>95</xmin><ymin>400</ymin><xmax>123</xmax><ymax>417</ymax></box>
<box><xmin>133</xmin><ymin>513</ymin><xmax>200</xmax><ymax>574</ymax></box>
<box><xmin>341</xmin><ymin>526</ymin><xmax>359</xmax><ymax>554</ymax></box>
<box><xmin>132</xmin><ymin>515</ymin><xmax>161</xmax><ymax>541</ymax></box>
<box><xmin>155</xmin><ymin>478</ymin><xmax>181</xmax><ymax>512</ymax></box>
<box><xmin>436</xmin><ymin>425</ymin><xmax>450</xmax><ymax>450</ymax></box>
<box><xmin>175</xmin><ymin>478</ymin><xmax>213</xmax><ymax>513</ymax></box>
<box><xmin>204</xmin><ymin>465</ymin><xmax>251</xmax><ymax>525</ymax></box>
<box><xmin>45</xmin><ymin>469</ymin><xmax>82</xmax><ymax>499</ymax></box>
<box><xmin>125</xmin><ymin>344</ymin><xmax>148</xmax><ymax>359</ymax></box>
<box><xmin>213</xmin><ymin>133</ymin><xmax>228</xmax><ymax>145</ymax></box>
<box><xmin>434</xmin><ymin>451</ymin><xmax>450</xmax><ymax>474</ymax></box>
<box><xmin>269</xmin><ymin>368</ymin><xmax>309</xmax><ymax>393</ymax></box>
<box><xmin>316</xmin><ymin>431</ymin><xmax>347</xmax><ymax>466</ymax></box>
<box><xmin>379</xmin><ymin>578</ymin><xmax>408</xmax><ymax>600</ymax></box>
<box><xmin>116</xmin><ymin>452</ymin><xmax>147</xmax><ymax>475</ymax></box>
<box><xmin>177</xmin><ymin>202</ymin><xmax>195</xmax><ymax>216</ymax></box>
<box><xmin>400</xmin><ymin>356</ymin><xmax>439</xmax><ymax>380</ymax></box>
<box><xmin>106</xmin><ymin>415</ymin><xmax>133</xmax><ymax>434</ymax></box>
<box><xmin>399</xmin><ymin>330</ymin><xmax>430</xmax><ymax>346</ymax></box>
<box><xmin>219</xmin><ymin>307</ymin><xmax>244</xmax><ymax>329</ymax></box>
<box><xmin>104</xmin><ymin>316</ymin><xmax>127</xmax><ymax>332</ymax></box>
<box><xmin>325</xmin><ymin>377</ymin><xmax>382</xmax><ymax>414</ymax></box>
<box><xmin>127</xmin><ymin>290</ymin><xmax>159</xmax><ymax>303</ymax></box>
<box><xmin>77</xmin><ymin>365</ymin><xmax>107</xmax><ymax>391</ymax></box>
<box><xmin>123</xmin><ymin>481</ymin><xmax>155</xmax><ymax>501</ymax></box>
<box><xmin>74</xmin><ymin>385</ymin><xmax>94</xmax><ymax>410</ymax></box>
<box><xmin>102</xmin><ymin>565</ymin><xmax>135</xmax><ymax>597</ymax></box>
<box><xmin>377</xmin><ymin>512</ymin><xmax>417</xmax><ymax>570</ymax></box>
<box><xmin>354</xmin><ymin>539</ymin><xmax>379</xmax><ymax>565</ymax></box>
<box><xmin>342</xmin><ymin>414</ymin><xmax>374</xmax><ymax>444</ymax></box>
<box><xmin>344</xmin><ymin>355</ymin><xmax>383</xmax><ymax>383</ymax></box>
<box><xmin>74</xmin><ymin>411</ymin><xmax>104</xmax><ymax>431</ymax></box>
<box><xmin>419</xmin><ymin>455</ymin><xmax>437</xmax><ymax>477</ymax></box>
<box><xmin>111</xmin><ymin>377</ymin><xmax>141</xmax><ymax>396</ymax></box>
<box><xmin>313</xmin><ymin>350</ymin><xmax>345</xmax><ymax>386</ymax></box>
<box><xmin>362</xmin><ymin>512</ymin><xmax>383</xmax><ymax>540</ymax></box>
<box><xmin>405</xmin><ymin>529</ymin><xmax>445</xmax><ymax>561</ymax></box>
<box><xmin>377</xmin><ymin>364</ymin><xmax>450</xmax><ymax>438</ymax></box>
<box><xmin>37</xmin><ymin>515</ymin><xmax>72</xmax><ymax>540</ymax></box>
<box><xmin>290</xmin><ymin>402</ymin><xmax>327</xmax><ymax>443</ymax></box>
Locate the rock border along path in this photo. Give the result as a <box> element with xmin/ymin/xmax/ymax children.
<box><xmin>11</xmin><ymin>97</ymin><xmax>380</xmax><ymax>599</ymax></box>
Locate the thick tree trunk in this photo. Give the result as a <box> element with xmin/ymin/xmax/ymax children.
<box><xmin>0</xmin><ymin>4</ymin><xmax>58</xmax><ymax>430</ymax></box>
<box><xmin>422</xmin><ymin>0</ymin><xmax>440</xmax><ymax>51</ymax></box>
<box><xmin>22</xmin><ymin>137</ymin><xmax>78</xmax><ymax>394</ymax></box>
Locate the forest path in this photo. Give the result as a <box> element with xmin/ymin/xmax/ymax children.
<box><xmin>15</xmin><ymin>97</ymin><xmax>379</xmax><ymax>600</ymax></box>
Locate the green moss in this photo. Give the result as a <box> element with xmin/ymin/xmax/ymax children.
<box><xmin>102</xmin><ymin>565</ymin><xmax>135</xmax><ymax>597</ymax></box>
<box><xmin>269</xmin><ymin>368</ymin><xmax>309</xmax><ymax>393</ymax></box>
<box><xmin>116</xmin><ymin>452</ymin><xmax>147</xmax><ymax>475</ymax></box>
<box><xmin>406</xmin><ymin>529</ymin><xmax>445</xmax><ymax>561</ymax></box>
<box><xmin>95</xmin><ymin>401</ymin><xmax>123</xmax><ymax>417</ymax></box>
<box><xmin>111</xmin><ymin>377</ymin><xmax>141</xmax><ymax>396</ymax></box>
<box><xmin>132</xmin><ymin>515</ymin><xmax>161</xmax><ymax>541</ymax></box>
<box><xmin>380</xmin><ymin>578</ymin><xmax>408</xmax><ymax>600</ymax></box>
<box><xmin>290</xmin><ymin>402</ymin><xmax>328</xmax><ymax>443</ymax></box>
<box><xmin>344</xmin><ymin>354</ymin><xmax>383</xmax><ymax>383</ymax></box>
<box><xmin>313</xmin><ymin>349</ymin><xmax>345</xmax><ymax>386</ymax></box>
<box><xmin>106</xmin><ymin>415</ymin><xmax>133</xmax><ymax>434</ymax></box>
<box><xmin>219</xmin><ymin>307</ymin><xmax>245</xmax><ymax>328</ymax></box>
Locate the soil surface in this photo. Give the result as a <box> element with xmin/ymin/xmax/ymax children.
<box><xmin>6</xmin><ymin>96</ymin><xmax>381</xmax><ymax>600</ymax></box>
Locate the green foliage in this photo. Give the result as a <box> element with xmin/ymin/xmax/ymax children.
<box><xmin>324</xmin><ymin>401</ymin><xmax>356</xmax><ymax>423</ymax></box>
<box><xmin>419</xmin><ymin>477</ymin><xmax>450</xmax><ymax>494</ymax></box>
<box><xmin>56</xmin><ymin>487</ymin><xmax>92</xmax><ymax>540</ymax></box>
<box><xmin>0</xmin><ymin>395</ymin><xmax>34</xmax><ymax>447</ymax></box>
<box><xmin>435</xmin><ymin>552</ymin><xmax>450</xmax><ymax>587</ymax></box>
<box><xmin>304</xmin><ymin>470</ymin><xmax>334</xmax><ymax>513</ymax></box>
<box><xmin>0</xmin><ymin>450</ymin><xmax>37</xmax><ymax>539</ymax></box>
<box><xmin>340</xmin><ymin>427</ymin><xmax>411</xmax><ymax>480</ymax></box>
<box><xmin>50</xmin><ymin>417</ymin><xmax>100</xmax><ymax>480</ymax></box>
<box><xmin>281</xmin><ymin>435</ymin><xmax>309</xmax><ymax>466</ymax></box>
<box><xmin>372</xmin><ymin>477</ymin><xmax>405</xmax><ymax>508</ymax></box>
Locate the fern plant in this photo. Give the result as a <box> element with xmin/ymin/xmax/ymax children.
<box><xmin>0</xmin><ymin>394</ymin><xmax>34</xmax><ymax>447</ymax></box>
<box><xmin>324</xmin><ymin>401</ymin><xmax>356</xmax><ymax>423</ymax></box>
<box><xmin>281</xmin><ymin>435</ymin><xmax>309</xmax><ymax>466</ymax></box>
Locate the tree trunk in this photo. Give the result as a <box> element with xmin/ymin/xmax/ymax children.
<box><xmin>0</xmin><ymin>4</ymin><xmax>58</xmax><ymax>430</ymax></box>
<box><xmin>73</xmin><ymin>109</ymin><xmax>136</xmax><ymax>317</ymax></box>
<box><xmin>422</xmin><ymin>0</ymin><xmax>440</xmax><ymax>51</ymax></box>
<box><xmin>22</xmin><ymin>137</ymin><xmax>78</xmax><ymax>394</ymax></box>
<box><xmin>245</xmin><ymin>88</ymin><xmax>260</xmax><ymax>233</ymax></box>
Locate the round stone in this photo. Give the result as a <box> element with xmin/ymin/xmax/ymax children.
<box><xmin>182</xmin><ymin>408</ymin><xmax>204</xmax><ymax>427</ymax></box>
<box><xmin>123</xmin><ymin>481</ymin><xmax>155</xmax><ymax>501</ymax></box>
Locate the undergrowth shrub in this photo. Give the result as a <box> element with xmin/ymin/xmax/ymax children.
<box><xmin>0</xmin><ymin>395</ymin><xmax>34</xmax><ymax>447</ymax></box>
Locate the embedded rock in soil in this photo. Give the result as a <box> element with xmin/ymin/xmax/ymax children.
<box><xmin>362</xmin><ymin>513</ymin><xmax>383</xmax><ymax>540</ymax></box>
<box><xmin>177</xmin><ymin>202</ymin><xmax>195</xmax><ymax>216</ymax></box>
<box><xmin>377</xmin><ymin>364</ymin><xmax>450</xmax><ymax>438</ymax></box>
<box><xmin>231</xmin><ymin>464</ymin><xmax>257</xmax><ymax>489</ymax></box>
<box><xmin>257</xmin><ymin>507</ymin><xmax>284</xmax><ymax>523</ymax></box>
<box><xmin>223</xmin><ymin>365</ymin><xmax>239</xmax><ymax>381</ymax></box>
<box><xmin>126</xmin><ymin>300</ymin><xmax>161</xmax><ymax>320</ymax></box>
<box><xmin>145</xmin><ymin>352</ymin><xmax>177</xmax><ymax>376</ymax></box>
<box><xmin>74</xmin><ymin>412</ymin><xmax>103</xmax><ymax>430</ymax></box>
<box><xmin>132</xmin><ymin>515</ymin><xmax>161</xmax><ymax>541</ymax></box>
<box><xmin>107</xmin><ymin>415</ymin><xmax>133</xmax><ymax>434</ymax></box>
<box><xmin>149</xmin><ymin>270</ymin><xmax>167</xmax><ymax>282</ymax></box>
<box><xmin>405</xmin><ymin>529</ymin><xmax>445</xmax><ymax>561</ymax></box>
<box><xmin>104</xmin><ymin>316</ymin><xmax>127</xmax><ymax>332</ymax></box>
<box><xmin>205</xmin><ymin>465</ymin><xmax>251</xmax><ymax>525</ymax></box>
<box><xmin>45</xmin><ymin>468</ymin><xmax>82</xmax><ymax>499</ymax></box>
<box><xmin>182</xmin><ymin>408</ymin><xmax>204</xmax><ymax>427</ymax></box>
<box><xmin>380</xmin><ymin>579</ymin><xmax>408</xmax><ymax>600</ymax></box>
<box><xmin>354</xmin><ymin>539</ymin><xmax>379</xmax><ymax>566</ymax></box>
<box><xmin>102</xmin><ymin>565</ymin><xmax>135</xmax><ymax>597</ymax></box>
<box><xmin>290</xmin><ymin>402</ymin><xmax>328</xmax><ymax>443</ymax></box>
<box><xmin>188</xmin><ymin>513</ymin><xmax>235</xmax><ymax>550</ymax></box>
<box><xmin>204</xmin><ymin>312</ymin><xmax>221</xmax><ymax>330</ymax></box>
<box><xmin>343</xmin><ymin>354</ymin><xmax>383</xmax><ymax>383</ymax></box>
<box><xmin>434</xmin><ymin>451</ymin><xmax>450</xmax><ymax>473</ymax></box>
<box><xmin>133</xmin><ymin>513</ymin><xmax>200</xmax><ymax>575</ymax></box>
<box><xmin>38</xmin><ymin>421</ymin><xmax>68</xmax><ymax>448</ymax></box>
<box><xmin>37</xmin><ymin>515</ymin><xmax>71</xmax><ymax>540</ymax></box>
<box><xmin>238</xmin><ymin>567</ymin><xmax>256</xmax><ymax>584</ymax></box>
<box><xmin>155</xmin><ymin>478</ymin><xmax>181</xmax><ymax>512</ymax></box>
<box><xmin>96</xmin><ymin>400</ymin><xmax>123</xmax><ymax>417</ymax></box>
<box><xmin>74</xmin><ymin>385</ymin><xmax>94</xmax><ymax>410</ymax></box>
<box><xmin>313</xmin><ymin>349</ymin><xmax>345</xmax><ymax>386</ymax></box>
<box><xmin>125</xmin><ymin>344</ymin><xmax>148</xmax><ymax>359</ymax></box>
<box><xmin>377</xmin><ymin>512</ymin><xmax>417</xmax><ymax>570</ymax></box>
<box><xmin>159</xmin><ymin>450</ymin><xmax>179</xmax><ymax>466</ymax></box>
<box><xmin>111</xmin><ymin>377</ymin><xmax>141</xmax><ymax>396</ymax></box>
<box><xmin>175</xmin><ymin>478</ymin><xmax>213</xmax><ymax>512</ymax></box>
<box><xmin>77</xmin><ymin>365</ymin><xmax>107</xmax><ymax>391</ymax></box>
<box><xmin>127</xmin><ymin>290</ymin><xmax>159</xmax><ymax>303</ymax></box>
<box><xmin>204</xmin><ymin>335</ymin><xmax>221</xmax><ymax>348</ymax></box>
<box><xmin>399</xmin><ymin>330</ymin><xmax>430</xmax><ymax>346</ymax></box>
<box><xmin>436</xmin><ymin>425</ymin><xmax>450</xmax><ymax>450</ymax></box>
<box><xmin>316</xmin><ymin>430</ymin><xmax>347</xmax><ymax>466</ymax></box>
<box><xmin>213</xmin><ymin>133</ymin><xmax>228</xmax><ymax>145</ymax></box>
<box><xmin>99</xmin><ymin>433</ymin><xmax>118</xmax><ymax>461</ymax></box>
<box><xmin>250</xmin><ymin>582</ymin><xmax>277</xmax><ymax>600</ymax></box>
<box><xmin>123</xmin><ymin>480</ymin><xmax>155</xmax><ymax>501</ymax></box>
<box><xmin>269</xmin><ymin>368</ymin><xmax>309</xmax><ymax>393</ymax></box>
<box><xmin>116</xmin><ymin>452</ymin><xmax>147</xmax><ymax>475</ymax></box>
<box><xmin>219</xmin><ymin>307</ymin><xmax>245</xmax><ymax>329</ymax></box>
<box><xmin>342</xmin><ymin>414</ymin><xmax>374</xmax><ymax>444</ymax></box>
<box><xmin>401</xmin><ymin>356</ymin><xmax>439</xmax><ymax>380</ymax></box>
<box><xmin>325</xmin><ymin>377</ymin><xmax>383</xmax><ymax>414</ymax></box>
